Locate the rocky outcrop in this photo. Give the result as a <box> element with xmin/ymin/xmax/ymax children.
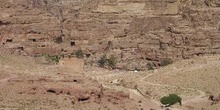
<box><xmin>0</xmin><ymin>0</ymin><xmax>220</xmax><ymax>70</ymax></box>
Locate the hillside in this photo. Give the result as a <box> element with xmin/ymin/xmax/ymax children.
<box><xmin>0</xmin><ymin>0</ymin><xmax>220</xmax><ymax>70</ymax></box>
<box><xmin>0</xmin><ymin>0</ymin><xmax>220</xmax><ymax>110</ymax></box>
<box><xmin>1</xmin><ymin>50</ymin><xmax>220</xmax><ymax>109</ymax></box>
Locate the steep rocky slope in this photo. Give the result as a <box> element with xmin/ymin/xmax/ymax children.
<box><xmin>0</xmin><ymin>0</ymin><xmax>220</xmax><ymax>70</ymax></box>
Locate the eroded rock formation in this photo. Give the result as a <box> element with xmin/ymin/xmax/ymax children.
<box><xmin>0</xmin><ymin>0</ymin><xmax>220</xmax><ymax>70</ymax></box>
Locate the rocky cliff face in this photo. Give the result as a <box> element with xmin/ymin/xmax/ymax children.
<box><xmin>0</xmin><ymin>0</ymin><xmax>220</xmax><ymax>70</ymax></box>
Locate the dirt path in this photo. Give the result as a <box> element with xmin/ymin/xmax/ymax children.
<box><xmin>91</xmin><ymin>63</ymin><xmax>207</xmax><ymax>109</ymax></box>
<box><xmin>89</xmin><ymin>72</ymin><xmax>161</xmax><ymax>110</ymax></box>
<box><xmin>85</xmin><ymin>59</ymin><xmax>217</xmax><ymax>109</ymax></box>
<box><xmin>140</xmin><ymin>61</ymin><xmax>209</xmax><ymax>106</ymax></box>
<box><xmin>182</xmin><ymin>89</ymin><xmax>206</xmax><ymax>104</ymax></box>
<box><xmin>102</xmin><ymin>84</ymin><xmax>161</xmax><ymax>110</ymax></box>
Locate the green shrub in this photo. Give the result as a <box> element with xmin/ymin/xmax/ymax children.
<box><xmin>98</xmin><ymin>55</ymin><xmax>107</xmax><ymax>67</ymax></box>
<box><xmin>160</xmin><ymin>96</ymin><xmax>171</xmax><ymax>106</ymax></box>
<box><xmin>147</xmin><ymin>63</ymin><xmax>154</xmax><ymax>70</ymax></box>
<box><xmin>76</xmin><ymin>50</ymin><xmax>83</xmax><ymax>58</ymax></box>
<box><xmin>160</xmin><ymin>94</ymin><xmax>182</xmax><ymax>106</ymax></box>
<box><xmin>108</xmin><ymin>55</ymin><xmax>117</xmax><ymax>69</ymax></box>
<box><xmin>160</xmin><ymin>58</ymin><xmax>173</xmax><ymax>67</ymax></box>
<box><xmin>44</xmin><ymin>54</ymin><xmax>60</xmax><ymax>63</ymax></box>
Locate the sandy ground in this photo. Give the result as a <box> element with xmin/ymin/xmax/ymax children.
<box><xmin>0</xmin><ymin>52</ymin><xmax>220</xmax><ymax>110</ymax></box>
<box><xmin>85</xmin><ymin>55</ymin><xmax>220</xmax><ymax>110</ymax></box>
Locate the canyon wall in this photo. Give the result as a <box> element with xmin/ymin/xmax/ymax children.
<box><xmin>0</xmin><ymin>0</ymin><xmax>220</xmax><ymax>70</ymax></box>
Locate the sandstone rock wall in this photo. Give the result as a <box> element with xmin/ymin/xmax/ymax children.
<box><xmin>0</xmin><ymin>0</ymin><xmax>220</xmax><ymax>70</ymax></box>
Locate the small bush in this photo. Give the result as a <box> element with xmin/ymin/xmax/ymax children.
<box><xmin>160</xmin><ymin>58</ymin><xmax>173</xmax><ymax>67</ymax></box>
<box><xmin>76</xmin><ymin>50</ymin><xmax>83</xmax><ymax>58</ymax></box>
<box><xmin>98</xmin><ymin>55</ymin><xmax>107</xmax><ymax>67</ymax></box>
<box><xmin>44</xmin><ymin>54</ymin><xmax>60</xmax><ymax>63</ymax></box>
<box><xmin>147</xmin><ymin>63</ymin><xmax>154</xmax><ymax>70</ymax></box>
<box><xmin>160</xmin><ymin>94</ymin><xmax>182</xmax><ymax>106</ymax></box>
<box><xmin>107</xmin><ymin>55</ymin><xmax>117</xmax><ymax>69</ymax></box>
<box><xmin>98</xmin><ymin>55</ymin><xmax>117</xmax><ymax>69</ymax></box>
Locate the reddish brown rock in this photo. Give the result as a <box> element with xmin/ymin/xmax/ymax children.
<box><xmin>0</xmin><ymin>0</ymin><xmax>220</xmax><ymax>70</ymax></box>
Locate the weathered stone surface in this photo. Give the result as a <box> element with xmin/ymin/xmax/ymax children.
<box><xmin>0</xmin><ymin>0</ymin><xmax>220</xmax><ymax>70</ymax></box>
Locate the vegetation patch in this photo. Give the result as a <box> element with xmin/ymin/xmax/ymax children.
<box><xmin>98</xmin><ymin>54</ymin><xmax>117</xmax><ymax>69</ymax></box>
<box><xmin>76</xmin><ymin>50</ymin><xmax>84</xmax><ymax>58</ymax></box>
<box><xmin>98</xmin><ymin>55</ymin><xmax>107</xmax><ymax>68</ymax></box>
<box><xmin>44</xmin><ymin>54</ymin><xmax>60</xmax><ymax>63</ymax></box>
<box><xmin>147</xmin><ymin>62</ymin><xmax>154</xmax><ymax>70</ymax></box>
<box><xmin>107</xmin><ymin>55</ymin><xmax>117</xmax><ymax>69</ymax></box>
<box><xmin>160</xmin><ymin>58</ymin><xmax>173</xmax><ymax>67</ymax></box>
<box><xmin>160</xmin><ymin>94</ymin><xmax>182</xmax><ymax>107</ymax></box>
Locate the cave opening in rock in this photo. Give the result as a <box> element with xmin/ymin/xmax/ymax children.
<box><xmin>17</xmin><ymin>47</ymin><xmax>24</xmax><ymax>51</ymax></box>
<box><xmin>29</xmin><ymin>38</ymin><xmax>37</xmax><ymax>42</ymax></box>
<box><xmin>6</xmin><ymin>39</ymin><xmax>13</xmax><ymax>43</ymax></box>
<box><xmin>86</xmin><ymin>54</ymin><xmax>91</xmax><ymax>58</ymax></box>
<box><xmin>70</xmin><ymin>41</ymin><xmax>75</xmax><ymax>46</ymax></box>
<box><xmin>78</xmin><ymin>97</ymin><xmax>90</xmax><ymax>102</ymax></box>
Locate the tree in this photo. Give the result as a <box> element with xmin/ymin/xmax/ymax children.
<box><xmin>160</xmin><ymin>94</ymin><xmax>182</xmax><ymax>107</ymax></box>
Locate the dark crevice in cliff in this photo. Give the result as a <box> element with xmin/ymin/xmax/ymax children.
<box><xmin>0</xmin><ymin>21</ymin><xmax>10</xmax><ymax>26</ymax></box>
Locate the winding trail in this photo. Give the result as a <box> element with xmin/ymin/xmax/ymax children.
<box><xmin>102</xmin><ymin>84</ymin><xmax>161</xmax><ymax>109</ymax></box>
<box><xmin>86</xmin><ymin>60</ymin><xmax>218</xmax><ymax>109</ymax></box>
<box><xmin>90</xmin><ymin>72</ymin><xmax>161</xmax><ymax>110</ymax></box>
<box><xmin>140</xmin><ymin>60</ymin><xmax>214</xmax><ymax>106</ymax></box>
<box><xmin>141</xmin><ymin>72</ymin><xmax>206</xmax><ymax>105</ymax></box>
